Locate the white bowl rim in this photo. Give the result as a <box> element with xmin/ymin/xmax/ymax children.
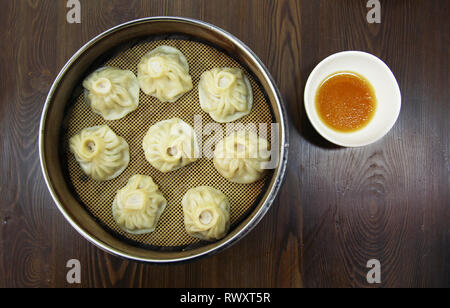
<box><xmin>304</xmin><ymin>50</ymin><xmax>401</xmax><ymax>147</ymax></box>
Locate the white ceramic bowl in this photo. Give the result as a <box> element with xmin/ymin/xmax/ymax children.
<box><xmin>304</xmin><ymin>51</ymin><xmax>401</xmax><ymax>147</ymax></box>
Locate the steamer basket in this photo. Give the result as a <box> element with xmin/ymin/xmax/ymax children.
<box><xmin>39</xmin><ymin>17</ymin><xmax>288</xmax><ymax>263</ymax></box>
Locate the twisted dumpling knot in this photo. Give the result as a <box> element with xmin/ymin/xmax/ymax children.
<box><xmin>69</xmin><ymin>126</ymin><xmax>130</xmax><ymax>181</ymax></box>
<box><xmin>138</xmin><ymin>46</ymin><xmax>193</xmax><ymax>102</ymax></box>
<box><xmin>182</xmin><ymin>186</ymin><xmax>230</xmax><ymax>241</ymax></box>
<box><xmin>199</xmin><ymin>67</ymin><xmax>253</xmax><ymax>123</ymax></box>
<box><xmin>83</xmin><ymin>67</ymin><xmax>139</xmax><ymax>120</ymax></box>
<box><xmin>213</xmin><ymin>131</ymin><xmax>270</xmax><ymax>184</ymax></box>
<box><xmin>113</xmin><ymin>175</ymin><xmax>167</xmax><ymax>234</ymax></box>
<box><xmin>143</xmin><ymin>118</ymin><xmax>200</xmax><ymax>173</ymax></box>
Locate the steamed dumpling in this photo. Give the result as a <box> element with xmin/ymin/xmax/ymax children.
<box><xmin>137</xmin><ymin>46</ymin><xmax>193</xmax><ymax>102</ymax></box>
<box><xmin>113</xmin><ymin>175</ymin><xmax>167</xmax><ymax>234</ymax></box>
<box><xmin>213</xmin><ymin>130</ymin><xmax>270</xmax><ymax>184</ymax></box>
<box><xmin>143</xmin><ymin>118</ymin><xmax>200</xmax><ymax>172</ymax></box>
<box><xmin>182</xmin><ymin>186</ymin><xmax>231</xmax><ymax>241</ymax></box>
<box><xmin>199</xmin><ymin>67</ymin><xmax>253</xmax><ymax>123</ymax></box>
<box><xmin>83</xmin><ymin>67</ymin><xmax>139</xmax><ymax>120</ymax></box>
<box><xmin>69</xmin><ymin>125</ymin><xmax>130</xmax><ymax>181</ymax></box>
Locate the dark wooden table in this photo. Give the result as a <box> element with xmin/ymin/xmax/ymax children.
<box><xmin>0</xmin><ymin>0</ymin><xmax>448</xmax><ymax>288</ymax></box>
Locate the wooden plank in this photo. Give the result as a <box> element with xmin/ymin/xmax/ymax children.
<box><xmin>0</xmin><ymin>0</ymin><xmax>447</xmax><ymax>288</ymax></box>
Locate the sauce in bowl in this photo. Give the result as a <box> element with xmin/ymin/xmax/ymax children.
<box><xmin>315</xmin><ymin>71</ymin><xmax>377</xmax><ymax>132</ymax></box>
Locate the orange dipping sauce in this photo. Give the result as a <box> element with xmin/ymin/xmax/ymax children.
<box><xmin>315</xmin><ymin>72</ymin><xmax>377</xmax><ymax>132</ymax></box>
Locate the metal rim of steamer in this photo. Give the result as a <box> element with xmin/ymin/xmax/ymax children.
<box><xmin>39</xmin><ymin>17</ymin><xmax>289</xmax><ymax>263</ymax></box>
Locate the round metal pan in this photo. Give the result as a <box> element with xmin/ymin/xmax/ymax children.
<box><xmin>39</xmin><ymin>17</ymin><xmax>288</xmax><ymax>263</ymax></box>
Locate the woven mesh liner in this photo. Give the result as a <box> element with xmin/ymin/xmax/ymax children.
<box><xmin>63</xmin><ymin>39</ymin><xmax>274</xmax><ymax>250</ymax></box>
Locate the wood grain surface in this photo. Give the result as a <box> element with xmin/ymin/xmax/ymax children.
<box><xmin>0</xmin><ymin>0</ymin><xmax>448</xmax><ymax>288</ymax></box>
